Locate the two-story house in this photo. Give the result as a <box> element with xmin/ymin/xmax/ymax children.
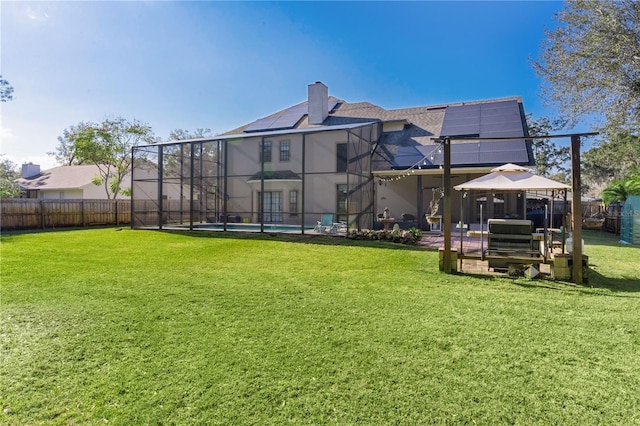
<box><xmin>131</xmin><ymin>82</ymin><xmax>533</xmax><ymax>231</ymax></box>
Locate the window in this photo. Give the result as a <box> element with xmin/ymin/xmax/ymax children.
<box><xmin>336</xmin><ymin>143</ymin><xmax>348</xmax><ymax>173</ymax></box>
<box><xmin>260</xmin><ymin>140</ymin><xmax>272</xmax><ymax>163</ymax></box>
<box><xmin>279</xmin><ymin>140</ymin><xmax>290</xmax><ymax>161</ymax></box>
<box><xmin>336</xmin><ymin>184</ymin><xmax>348</xmax><ymax>222</ymax></box>
<box><xmin>289</xmin><ymin>190</ymin><xmax>298</xmax><ymax>216</ymax></box>
<box><xmin>259</xmin><ymin>191</ymin><xmax>282</xmax><ymax>222</ymax></box>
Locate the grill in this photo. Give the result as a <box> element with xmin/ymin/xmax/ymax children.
<box><xmin>486</xmin><ymin>219</ymin><xmax>538</xmax><ymax>269</ymax></box>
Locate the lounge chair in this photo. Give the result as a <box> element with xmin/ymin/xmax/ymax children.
<box><xmin>314</xmin><ymin>213</ymin><xmax>345</xmax><ymax>234</ymax></box>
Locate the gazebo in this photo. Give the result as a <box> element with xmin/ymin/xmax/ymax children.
<box><xmin>454</xmin><ymin>163</ymin><xmax>569</xmax><ymax>196</ymax></box>
<box><xmin>452</xmin><ymin>163</ymin><xmax>571</xmax><ymax>273</ymax></box>
<box><xmin>436</xmin><ymin>132</ymin><xmax>596</xmax><ymax>284</ymax></box>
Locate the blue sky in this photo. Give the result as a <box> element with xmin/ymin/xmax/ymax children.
<box><xmin>2</xmin><ymin>1</ymin><xmax>567</xmax><ymax>169</ymax></box>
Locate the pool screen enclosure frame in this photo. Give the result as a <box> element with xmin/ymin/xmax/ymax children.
<box><xmin>131</xmin><ymin>122</ymin><xmax>380</xmax><ymax>233</ymax></box>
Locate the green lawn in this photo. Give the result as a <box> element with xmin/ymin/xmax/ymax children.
<box><xmin>1</xmin><ymin>228</ymin><xmax>639</xmax><ymax>425</ymax></box>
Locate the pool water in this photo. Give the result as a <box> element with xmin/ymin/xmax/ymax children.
<box><xmin>188</xmin><ymin>223</ymin><xmax>315</xmax><ymax>233</ymax></box>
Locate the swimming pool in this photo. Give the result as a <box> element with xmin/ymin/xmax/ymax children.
<box><xmin>177</xmin><ymin>223</ymin><xmax>316</xmax><ymax>233</ymax></box>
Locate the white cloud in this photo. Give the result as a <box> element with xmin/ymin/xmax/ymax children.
<box><xmin>0</xmin><ymin>117</ymin><xmax>17</xmax><ymax>156</ymax></box>
<box><xmin>26</xmin><ymin>7</ymin><xmax>49</xmax><ymax>21</ymax></box>
<box><xmin>0</xmin><ymin>122</ymin><xmax>15</xmax><ymax>143</ymax></box>
<box><xmin>0</xmin><ymin>110</ymin><xmax>60</xmax><ymax>170</ymax></box>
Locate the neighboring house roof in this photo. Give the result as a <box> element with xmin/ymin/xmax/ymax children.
<box><xmin>222</xmin><ymin>93</ymin><xmax>533</xmax><ymax>172</ymax></box>
<box><xmin>14</xmin><ymin>165</ymin><xmax>103</xmax><ymax>191</ymax></box>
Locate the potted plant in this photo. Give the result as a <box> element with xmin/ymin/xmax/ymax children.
<box><xmin>424</xmin><ymin>188</ymin><xmax>443</xmax><ymax>232</ymax></box>
<box><xmin>426</xmin><ymin>188</ymin><xmax>443</xmax><ymax>223</ymax></box>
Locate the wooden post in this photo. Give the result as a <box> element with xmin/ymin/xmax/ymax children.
<box><xmin>40</xmin><ymin>199</ymin><xmax>45</xmax><ymax>229</ymax></box>
<box><xmin>570</xmin><ymin>135</ymin><xmax>583</xmax><ymax>284</ymax></box>
<box><xmin>480</xmin><ymin>203</ymin><xmax>484</xmax><ymax>261</ymax></box>
<box><xmin>417</xmin><ymin>175</ymin><xmax>423</xmax><ymax>229</ymax></box>
<box><xmin>443</xmin><ymin>137</ymin><xmax>452</xmax><ymax>274</ymax></box>
<box><xmin>459</xmin><ymin>192</ymin><xmax>464</xmax><ymax>256</ymax></box>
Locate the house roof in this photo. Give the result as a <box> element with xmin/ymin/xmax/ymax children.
<box><xmin>150</xmin><ymin>121</ymin><xmax>379</xmax><ymax>147</ymax></box>
<box><xmin>148</xmin><ymin>90</ymin><xmax>532</xmax><ymax>174</ymax></box>
<box><xmin>222</xmin><ymin>94</ymin><xmax>533</xmax><ymax>173</ymax></box>
<box><xmin>224</xmin><ymin>96</ymin><xmax>447</xmax><ymax>137</ymax></box>
<box><xmin>14</xmin><ymin>165</ymin><xmax>103</xmax><ymax>191</ymax></box>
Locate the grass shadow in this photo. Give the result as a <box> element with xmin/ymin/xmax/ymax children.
<box><xmin>582</xmin><ymin>230</ymin><xmax>640</xmax><ymax>249</ymax></box>
<box><xmin>505</xmin><ymin>268</ymin><xmax>640</xmax><ymax>295</ymax></box>
<box><xmin>586</xmin><ymin>268</ymin><xmax>640</xmax><ymax>293</ymax></box>
<box><xmin>452</xmin><ymin>271</ymin><xmax>501</xmax><ymax>281</ymax></box>
<box><xmin>0</xmin><ymin>225</ymin><xmax>126</xmax><ymax>241</ymax></box>
<box><xmin>157</xmin><ymin>229</ymin><xmax>428</xmax><ymax>252</ymax></box>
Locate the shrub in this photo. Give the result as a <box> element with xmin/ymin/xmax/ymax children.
<box><xmin>346</xmin><ymin>227</ymin><xmax>422</xmax><ymax>245</ymax></box>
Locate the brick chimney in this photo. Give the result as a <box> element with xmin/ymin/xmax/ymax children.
<box><xmin>308</xmin><ymin>81</ymin><xmax>328</xmax><ymax>125</ymax></box>
<box><xmin>21</xmin><ymin>163</ymin><xmax>41</xmax><ymax>179</ymax></box>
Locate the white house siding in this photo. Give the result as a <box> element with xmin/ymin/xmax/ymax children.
<box><xmin>222</xmin><ymin>130</ymin><xmax>363</xmax><ymax>227</ymax></box>
<box><xmin>82</xmin><ymin>181</ymin><xmax>131</xmax><ymax>200</ymax></box>
<box><xmin>377</xmin><ymin>179</ymin><xmax>418</xmax><ymax>220</ymax></box>
<box><xmin>39</xmin><ymin>189</ymin><xmax>84</xmax><ymax>200</ymax></box>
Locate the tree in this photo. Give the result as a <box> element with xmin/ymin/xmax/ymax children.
<box><xmin>47</xmin><ymin>122</ymin><xmax>93</xmax><ymax>166</ymax></box>
<box><xmin>583</xmin><ymin>132</ymin><xmax>640</xmax><ymax>186</ymax></box>
<box><xmin>168</xmin><ymin>128</ymin><xmax>213</xmax><ymax>141</ymax></box>
<box><xmin>62</xmin><ymin>118</ymin><xmax>157</xmax><ymax>199</ymax></box>
<box><xmin>163</xmin><ymin>128</ymin><xmax>219</xmax><ymax>203</ymax></box>
<box><xmin>601</xmin><ymin>177</ymin><xmax>640</xmax><ymax>205</ymax></box>
<box><xmin>0</xmin><ymin>156</ymin><xmax>22</xmax><ymax>198</ymax></box>
<box><xmin>0</xmin><ymin>75</ymin><xmax>14</xmax><ymax>102</ymax></box>
<box><xmin>526</xmin><ymin>115</ymin><xmax>570</xmax><ymax>182</ymax></box>
<box><xmin>534</xmin><ymin>0</ymin><xmax>640</xmax><ymax>134</ymax></box>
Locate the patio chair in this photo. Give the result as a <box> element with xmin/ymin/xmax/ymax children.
<box><xmin>314</xmin><ymin>213</ymin><xmax>343</xmax><ymax>233</ymax></box>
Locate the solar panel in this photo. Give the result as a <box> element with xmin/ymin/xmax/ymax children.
<box><xmin>244</xmin><ymin>102</ymin><xmax>308</xmax><ymax>132</ymax></box>
<box><xmin>440</xmin><ymin>100</ymin><xmax>524</xmax><ymax>139</ymax></box>
<box><xmin>478</xmin><ymin>140</ymin><xmax>529</xmax><ymax>164</ymax></box>
<box><xmin>244</xmin><ymin>99</ymin><xmax>338</xmax><ymax>133</ymax></box>
<box><xmin>392</xmin><ymin>146</ymin><xmax>426</xmax><ymax>168</ymax></box>
<box><xmin>244</xmin><ymin>116</ymin><xmax>282</xmax><ymax>132</ymax></box>
<box><xmin>450</xmin><ymin>142</ymin><xmax>480</xmax><ymax>165</ymax></box>
<box><xmin>440</xmin><ymin>104</ymin><xmax>481</xmax><ymax>137</ymax></box>
<box><xmin>391</xmin><ymin>99</ymin><xmax>531</xmax><ymax>169</ymax></box>
<box><xmin>392</xmin><ymin>140</ymin><xmax>529</xmax><ymax>169</ymax></box>
<box><xmin>441</xmin><ymin>124</ymin><xmax>480</xmax><ymax>137</ymax></box>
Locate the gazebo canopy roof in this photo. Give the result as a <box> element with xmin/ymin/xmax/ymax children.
<box><xmin>454</xmin><ymin>163</ymin><xmax>570</xmax><ymax>191</ymax></box>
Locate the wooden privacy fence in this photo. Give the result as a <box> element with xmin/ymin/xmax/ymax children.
<box><xmin>1</xmin><ymin>199</ymin><xmax>132</xmax><ymax>231</ymax></box>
